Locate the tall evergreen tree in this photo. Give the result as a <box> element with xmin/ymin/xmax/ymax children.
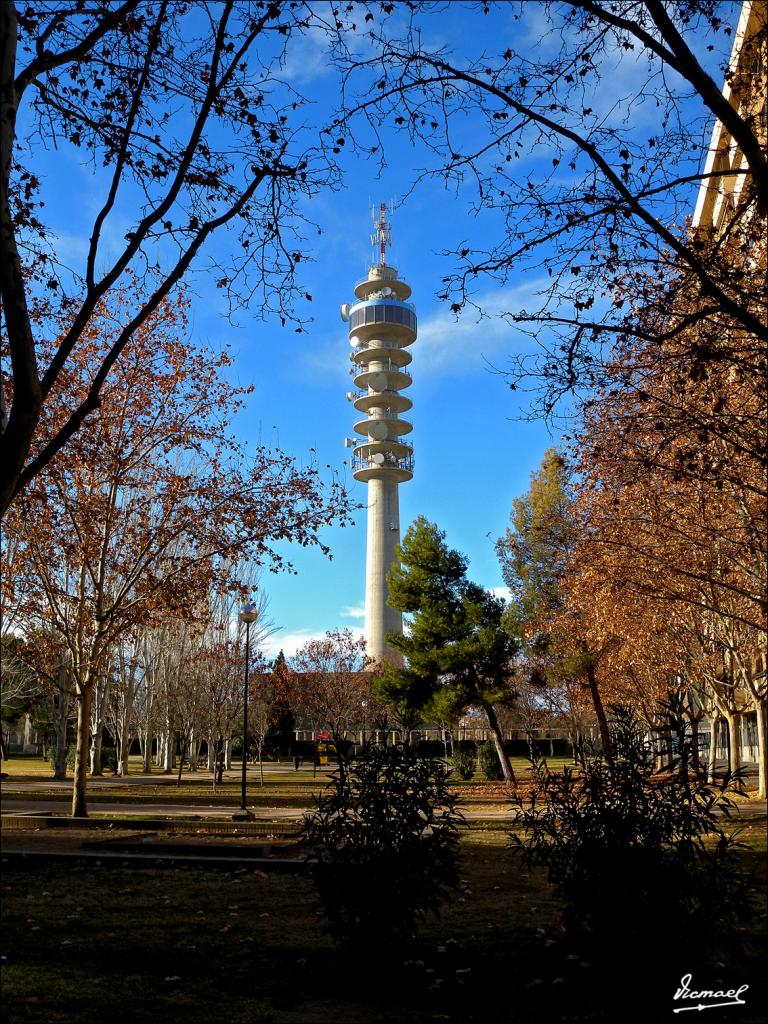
<box><xmin>496</xmin><ymin>449</ymin><xmax>612</xmax><ymax>760</ymax></box>
<box><xmin>377</xmin><ymin>517</ymin><xmax>519</xmax><ymax>786</ymax></box>
<box><xmin>497</xmin><ymin>449</ymin><xmax>574</xmax><ymax>638</ymax></box>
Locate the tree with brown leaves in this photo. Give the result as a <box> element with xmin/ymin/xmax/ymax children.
<box><xmin>289</xmin><ymin>629</ymin><xmax>375</xmax><ymax>776</ymax></box>
<box><xmin>4</xmin><ymin>286</ymin><xmax>352</xmax><ymax>815</ymax></box>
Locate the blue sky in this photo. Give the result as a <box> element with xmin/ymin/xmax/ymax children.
<box><xmin>21</xmin><ymin>1</ymin><xmax>736</xmax><ymax>659</ymax></box>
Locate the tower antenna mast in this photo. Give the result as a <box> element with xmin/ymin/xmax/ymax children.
<box><xmin>371</xmin><ymin>201</ymin><xmax>392</xmax><ymax>267</ymax></box>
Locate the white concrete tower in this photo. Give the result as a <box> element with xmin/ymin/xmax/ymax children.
<box><xmin>341</xmin><ymin>204</ymin><xmax>416</xmax><ymax>663</ymax></box>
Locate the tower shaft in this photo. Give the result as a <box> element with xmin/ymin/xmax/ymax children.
<box><xmin>364</xmin><ymin>477</ymin><xmax>403</xmax><ymax>660</ymax></box>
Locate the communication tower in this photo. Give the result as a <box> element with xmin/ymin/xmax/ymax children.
<box><xmin>341</xmin><ymin>204</ymin><xmax>416</xmax><ymax>663</ymax></box>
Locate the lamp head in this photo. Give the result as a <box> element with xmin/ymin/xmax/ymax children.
<box><xmin>239</xmin><ymin>603</ymin><xmax>259</xmax><ymax>624</ymax></box>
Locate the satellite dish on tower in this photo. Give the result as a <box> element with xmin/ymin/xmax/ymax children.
<box><xmin>371</xmin><ymin>453</ymin><xmax>386</xmax><ymax>466</ymax></box>
<box><xmin>368</xmin><ymin>371</ymin><xmax>388</xmax><ymax>391</ymax></box>
<box><xmin>368</xmin><ymin>421</ymin><xmax>388</xmax><ymax>441</ymax></box>
<box><xmin>350</xmin><ymin>335</ymin><xmax>362</xmax><ymax>348</ymax></box>
<box><xmin>340</xmin><ymin>304</ymin><xmax>351</xmax><ymax>322</ymax></box>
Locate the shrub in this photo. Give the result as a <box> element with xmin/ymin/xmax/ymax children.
<box><xmin>48</xmin><ymin>744</ymin><xmax>76</xmax><ymax>771</ymax></box>
<box><xmin>303</xmin><ymin>745</ymin><xmax>464</xmax><ymax>949</ymax></box>
<box><xmin>510</xmin><ymin>704</ymin><xmax>751</xmax><ymax>963</ymax></box>
<box><xmin>477</xmin><ymin>740</ymin><xmax>503</xmax><ymax>780</ymax></box>
<box><xmin>100</xmin><ymin>747</ymin><xmax>117</xmax><ymax>772</ymax></box>
<box><xmin>415</xmin><ymin>739</ymin><xmax>448</xmax><ymax>758</ymax></box>
<box><xmin>451</xmin><ymin>745</ymin><xmax>476</xmax><ymax>781</ymax></box>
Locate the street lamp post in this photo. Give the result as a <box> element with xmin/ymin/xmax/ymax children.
<box><xmin>239</xmin><ymin>603</ymin><xmax>259</xmax><ymax>813</ymax></box>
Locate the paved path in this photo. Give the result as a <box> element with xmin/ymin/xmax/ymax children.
<box><xmin>0</xmin><ymin>798</ymin><xmax>521</xmax><ymax>821</ymax></box>
<box><xmin>1</xmin><ymin>798</ymin><xmax>303</xmax><ymax>819</ymax></box>
<box><xmin>3</xmin><ymin>795</ymin><xmax>765</xmax><ymax>823</ymax></box>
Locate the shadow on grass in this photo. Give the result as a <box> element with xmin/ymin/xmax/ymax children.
<box><xmin>2</xmin><ymin>833</ymin><xmax>766</xmax><ymax>1024</ymax></box>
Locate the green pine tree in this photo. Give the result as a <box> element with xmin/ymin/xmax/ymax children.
<box><xmin>376</xmin><ymin>516</ymin><xmax>519</xmax><ymax>787</ymax></box>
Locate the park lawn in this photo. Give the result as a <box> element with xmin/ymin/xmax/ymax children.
<box><xmin>1</xmin><ymin>756</ymin><xmax>57</xmax><ymax>777</ymax></box>
<box><xmin>0</xmin><ymin>755</ymin><xmax>547</xmax><ymax>811</ymax></box>
<box><xmin>2</xmin><ymin>826</ymin><xmax>766</xmax><ymax>1024</ymax></box>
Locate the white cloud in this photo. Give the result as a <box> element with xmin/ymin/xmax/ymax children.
<box><xmin>415</xmin><ymin>279</ymin><xmax>548</xmax><ymax>378</ymax></box>
<box><xmin>260</xmin><ymin>628</ymin><xmax>319</xmax><ymax>660</ymax></box>
<box><xmin>275</xmin><ymin>19</ymin><xmax>340</xmax><ymax>86</ymax></box>
<box><xmin>341</xmin><ymin>603</ymin><xmax>366</xmax><ymax>620</ymax></box>
<box><xmin>488</xmin><ymin>586</ymin><xmax>511</xmax><ymax>603</ymax></box>
<box><xmin>260</xmin><ymin>623</ymin><xmax>365</xmax><ymax>660</ymax></box>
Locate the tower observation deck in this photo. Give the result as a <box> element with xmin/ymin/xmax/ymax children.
<box><xmin>341</xmin><ymin>204</ymin><xmax>416</xmax><ymax>663</ymax></box>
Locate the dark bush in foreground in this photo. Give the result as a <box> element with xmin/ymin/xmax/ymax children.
<box><xmin>303</xmin><ymin>745</ymin><xmax>463</xmax><ymax>949</ymax></box>
<box><xmin>510</xmin><ymin>704</ymin><xmax>752</xmax><ymax>963</ymax></box>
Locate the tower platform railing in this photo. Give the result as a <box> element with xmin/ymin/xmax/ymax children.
<box><xmin>349</xmin><ymin>364</ymin><xmax>412</xmax><ymax>385</ymax></box>
<box><xmin>352</xmin><ymin>450</ymin><xmax>415</xmax><ymax>474</ymax></box>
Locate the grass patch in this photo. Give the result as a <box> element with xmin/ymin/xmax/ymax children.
<box><xmin>1</xmin><ymin>757</ymin><xmax>57</xmax><ymax>777</ymax></box>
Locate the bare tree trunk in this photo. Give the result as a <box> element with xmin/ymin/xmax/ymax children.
<box><xmin>89</xmin><ymin>674</ymin><xmax>109</xmax><ymax>775</ymax></box>
<box><xmin>483</xmin><ymin>702</ymin><xmax>516</xmax><ymax>788</ymax></box>
<box><xmin>585</xmin><ymin>663</ymin><xmax>613</xmax><ymax>765</ymax></box>
<box><xmin>724</xmin><ymin>710</ymin><xmax>743</xmax><ymax>783</ymax></box>
<box><xmin>188</xmin><ymin>733</ymin><xmax>198</xmax><ymax>771</ymax></box>
<box><xmin>331</xmin><ymin>730</ymin><xmax>348</xmax><ymax>784</ymax></box>
<box><xmin>52</xmin><ymin>682</ymin><xmax>71</xmax><ymax>780</ymax></box>
<box><xmin>690</xmin><ymin>718</ymin><xmax>701</xmax><ymax>774</ymax></box>
<box><xmin>177</xmin><ymin>736</ymin><xmax>186</xmax><ymax>785</ymax></box>
<box><xmin>655</xmin><ymin>729</ymin><xmax>671</xmax><ymax>770</ymax></box>
<box><xmin>653</xmin><ymin>727</ymin><xmax>664</xmax><ymax>773</ymax></box>
<box><xmin>211</xmin><ymin>737</ymin><xmax>224</xmax><ymax>790</ymax></box>
<box><xmin>161</xmin><ymin>729</ymin><xmax>174</xmax><ymax>773</ymax></box>
<box><xmin>525</xmin><ymin>729</ymin><xmax>536</xmax><ymax>762</ymax></box>
<box><xmin>116</xmin><ymin>717</ymin><xmax>131</xmax><ymax>775</ymax></box>
<box><xmin>439</xmin><ymin>722</ymin><xmax>450</xmax><ymax>759</ymax></box>
<box><xmin>90</xmin><ymin>723</ymin><xmax>104</xmax><ymax>776</ymax></box>
<box><xmin>708</xmin><ymin>712</ymin><xmax>721</xmax><ymax>783</ymax></box>
<box><xmin>755</xmin><ymin>702</ymin><xmax>767</xmax><ymax>801</ymax></box>
<box><xmin>72</xmin><ymin>684</ymin><xmax>93</xmax><ymax>817</ymax></box>
<box><xmin>53</xmin><ymin>716</ymin><xmax>68</xmax><ymax>779</ymax></box>
<box><xmin>138</xmin><ymin>731</ymin><xmax>152</xmax><ymax>773</ymax></box>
